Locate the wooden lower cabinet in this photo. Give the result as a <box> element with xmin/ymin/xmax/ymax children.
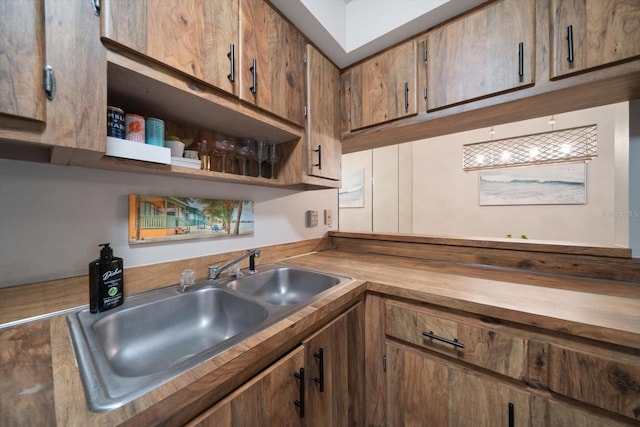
<box><xmin>187</xmin><ymin>302</ymin><xmax>364</xmax><ymax>426</ymax></box>
<box><xmin>187</xmin><ymin>346</ymin><xmax>305</xmax><ymax>426</ymax></box>
<box><xmin>386</xmin><ymin>342</ymin><xmax>449</xmax><ymax>426</ymax></box>
<box><xmin>375</xmin><ymin>297</ymin><xmax>639</xmax><ymax>426</ymax></box>
<box><xmin>448</xmin><ymin>367</ymin><xmax>532</xmax><ymax>426</ymax></box>
<box><xmin>548</xmin><ymin>399</ymin><xmax>633</xmax><ymax>427</ymax></box>
<box><xmin>385</xmin><ymin>342</ymin><xmax>532</xmax><ymax>427</ymax></box>
<box><xmin>303</xmin><ymin>302</ymin><xmax>364</xmax><ymax>426</ymax></box>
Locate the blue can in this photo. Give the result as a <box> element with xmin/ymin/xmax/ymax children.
<box><xmin>107</xmin><ymin>106</ymin><xmax>126</xmax><ymax>139</ymax></box>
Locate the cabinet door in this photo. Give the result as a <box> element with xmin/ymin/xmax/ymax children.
<box><xmin>0</xmin><ymin>0</ymin><xmax>106</xmax><ymax>160</ymax></box>
<box><xmin>348</xmin><ymin>39</ymin><xmax>417</xmax><ymax>131</ymax></box>
<box><xmin>449</xmin><ymin>368</ymin><xmax>532</xmax><ymax>427</ymax></box>
<box><xmin>306</xmin><ymin>45</ymin><xmax>341</xmax><ymax>181</ymax></box>
<box><xmin>240</xmin><ymin>0</ymin><xmax>305</xmax><ymax>126</ymax></box>
<box><xmin>427</xmin><ymin>0</ymin><xmax>534</xmax><ymax>111</ymax></box>
<box><xmin>548</xmin><ymin>343</ymin><xmax>640</xmax><ymax>422</ymax></box>
<box><xmin>0</xmin><ymin>0</ymin><xmax>46</xmax><ymax>126</ymax></box>
<box><xmin>548</xmin><ymin>398</ymin><xmax>632</xmax><ymax>427</ymax></box>
<box><xmin>303</xmin><ymin>303</ymin><xmax>364</xmax><ymax>426</ymax></box>
<box><xmin>386</xmin><ymin>342</ymin><xmax>449</xmax><ymax>427</ymax></box>
<box><xmin>187</xmin><ymin>346</ymin><xmax>305</xmax><ymax>426</ymax></box>
<box><xmin>551</xmin><ymin>0</ymin><xmax>640</xmax><ymax>78</ymax></box>
<box><xmin>101</xmin><ymin>0</ymin><xmax>238</xmax><ymax>95</ymax></box>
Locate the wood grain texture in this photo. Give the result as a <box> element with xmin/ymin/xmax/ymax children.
<box><xmin>3</xmin><ymin>246</ymin><xmax>640</xmax><ymax>425</ymax></box>
<box><xmin>340</xmin><ymin>0</ymin><xmax>640</xmax><ymax>155</ymax></box>
<box><xmin>551</xmin><ymin>0</ymin><xmax>640</xmax><ymax>79</ymax></box>
<box><xmin>348</xmin><ymin>39</ymin><xmax>417</xmax><ymax>130</ymax></box>
<box><xmin>448</xmin><ymin>367</ymin><xmax>532</xmax><ymax>426</ymax></box>
<box><xmin>386</xmin><ymin>299</ymin><xmax>528</xmax><ymax>380</ymax></box>
<box><xmin>527</xmin><ymin>340</ymin><xmax>549</xmax><ymax>389</ymax></box>
<box><xmin>427</xmin><ymin>0</ymin><xmax>535</xmax><ymax>110</ymax></box>
<box><xmin>280</xmin><ymin>249</ymin><xmax>640</xmax><ymax>349</ymax></box>
<box><xmin>386</xmin><ymin>342</ymin><xmax>449</xmax><ymax>427</ymax></box>
<box><xmin>217</xmin><ymin>346</ymin><xmax>304</xmax><ymax>426</ymax></box>
<box><xmin>329</xmin><ymin>231</ymin><xmax>640</xmax><ymax>282</ymax></box>
<box><xmin>0</xmin><ymin>237</ymin><xmax>332</xmax><ymax>325</ymax></box>
<box><xmin>364</xmin><ymin>294</ymin><xmax>387</xmax><ymax>426</ymax></box>
<box><xmin>548</xmin><ymin>343</ymin><xmax>640</xmax><ymax>421</ymax></box>
<box><xmin>102</xmin><ymin>0</ymin><xmax>238</xmax><ymax>95</ymax></box>
<box><xmin>386</xmin><ymin>300</ymin><xmax>459</xmax><ymax>358</ymax></box>
<box><xmin>0</xmin><ymin>320</ymin><xmax>54</xmax><ymax>427</ymax></box>
<box><xmin>0</xmin><ymin>0</ymin><xmax>45</xmax><ymax>124</ymax></box>
<box><xmin>239</xmin><ymin>0</ymin><xmax>305</xmax><ymax>126</ymax></box>
<box><xmin>548</xmin><ymin>398</ymin><xmax>635</xmax><ymax>427</ymax></box>
<box><xmin>303</xmin><ymin>303</ymin><xmax>364</xmax><ymax>426</ymax></box>
<box><xmin>306</xmin><ymin>45</ymin><xmax>341</xmax><ymax>181</ymax></box>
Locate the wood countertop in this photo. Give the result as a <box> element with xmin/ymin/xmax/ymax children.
<box><xmin>2</xmin><ymin>249</ymin><xmax>639</xmax><ymax>426</ymax></box>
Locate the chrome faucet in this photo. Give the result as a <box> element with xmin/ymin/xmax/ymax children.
<box><xmin>208</xmin><ymin>248</ymin><xmax>261</xmax><ymax>280</ymax></box>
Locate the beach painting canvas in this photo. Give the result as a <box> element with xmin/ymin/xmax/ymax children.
<box><xmin>339</xmin><ymin>169</ymin><xmax>365</xmax><ymax>208</ymax></box>
<box><xmin>479</xmin><ymin>163</ymin><xmax>586</xmax><ymax>206</ymax></box>
<box><xmin>129</xmin><ymin>195</ymin><xmax>254</xmax><ymax>244</ymax></box>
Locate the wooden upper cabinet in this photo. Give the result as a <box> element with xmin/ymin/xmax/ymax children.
<box><xmin>347</xmin><ymin>39</ymin><xmax>418</xmax><ymax>131</ymax></box>
<box><xmin>551</xmin><ymin>0</ymin><xmax>640</xmax><ymax>79</ymax></box>
<box><xmin>101</xmin><ymin>0</ymin><xmax>238</xmax><ymax>95</ymax></box>
<box><xmin>306</xmin><ymin>45</ymin><xmax>341</xmax><ymax>181</ymax></box>
<box><xmin>427</xmin><ymin>0</ymin><xmax>535</xmax><ymax>111</ymax></box>
<box><xmin>0</xmin><ymin>0</ymin><xmax>46</xmax><ymax>126</ymax></box>
<box><xmin>239</xmin><ymin>0</ymin><xmax>306</xmax><ymax>127</ymax></box>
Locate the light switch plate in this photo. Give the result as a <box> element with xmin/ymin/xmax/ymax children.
<box><xmin>307</xmin><ymin>210</ymin><xmax>319</xmax><ymax>227</ymax></box>
<box><xmin>324</xmin><ymin>209</ymin><xmax>332</xmax><ymax>226</ymax></box>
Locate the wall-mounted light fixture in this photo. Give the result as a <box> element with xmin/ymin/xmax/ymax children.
<box><xmin>462</xmin><ymin>124</ymin><xmax>597</xmax><ymax>171</ymax></box>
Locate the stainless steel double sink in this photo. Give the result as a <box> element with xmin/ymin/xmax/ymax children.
<box><xmin>67</xmin><ymin>264</ymin><xmax>352</xmax><ymax>412</ymax></box>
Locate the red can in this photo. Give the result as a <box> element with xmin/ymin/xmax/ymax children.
<box><xmin>125</xmin><ymin>113</ymin><xmax>145</xmax><ymax>143</ymax></box>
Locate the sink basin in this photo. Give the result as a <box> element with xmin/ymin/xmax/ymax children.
<box><xmin>67</xmin><ymin>263</ymin><xmax>352</xmax><ymax>412</ymax></box>
<box><xmin>224</xmin><ymin>266</ymin><xmax>342</xmax><ymax>306</ymax></box>
<box><xmin>93</xmin><ymin>288</ymin><xmax>268</xmax><ymax>378</ymax></box>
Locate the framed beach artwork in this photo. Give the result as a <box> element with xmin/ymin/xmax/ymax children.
<box><xmin>128</xmin><ymin>195</ymin><xmax>254</xmax><ymax>244</ymax></box>
<box><xmin>339</xmin><ymin>169</ymin><xmax>365</xmax><ymax>208</ymax></box>
<box><xmin>479</xmin><ymin>163</ymin><xmax>586</xmax><ymax>206</ymax></box>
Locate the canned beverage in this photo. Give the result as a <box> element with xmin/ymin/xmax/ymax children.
<box><xmin>125</xmin><ymin>113</ymin><xmax>145</xmax><ymax>143</ymax></box>
<box><xmin>107</xmin><ymin>106</ymin><xmax>126</xmax><ymax>139</ymax></box>
<box><xmin>145</xmin><ymin>117</ymin><xmax>165</xmax><ymax>146</ymax></box>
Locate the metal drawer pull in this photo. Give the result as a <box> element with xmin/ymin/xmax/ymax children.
<box><xmin>422</xmin><ymin>331</ymin><xmax>465</xmax><ymax>349</ymax></box>
<box><xmin>294</xmin><ymin>367</ymin><xmax>305</xmax><ymax>417</ymax></box>
<box><xmin>518</xmin><ymin>42</ymin><xmax>524</xmax><ymax>78</ymax></box>
<box><xmin>313</xmin><ymin>145</ymin><xmax>322</xmax><ymax>169</ymax></box>
<box><xmin>508</xmin><ymin>402</ymin><xmax>514</xmax><ymax>427</ymax></box>
<box><xmin>313</xmin><ymin>348</ymin><xmax>324</xmax><ymax>392</ymax></box>
<box><xmin>567</xmin><ymin>25</ymin><xmax>574</xmax><ymax>63</ymax></box>
<box><xmin>404</xmin><ymin>82</ymin><xmax>409</xmax><ymax>110</ymax></box>
<box><xmin>249</xmin><ymin>58</ymin><xmax>257</xmax><ymax>94</ymax></box>
<box><xmin>227</xmin><ymin>43</ymin><xmax>235</xmax><ymax>83</ymax></box>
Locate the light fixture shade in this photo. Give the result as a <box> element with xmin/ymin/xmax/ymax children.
<box><xmin>462</xmin><ymin>125</ymin><xmax>597</xmax><ymax>171</ymax></box>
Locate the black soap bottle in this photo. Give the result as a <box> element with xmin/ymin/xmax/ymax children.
<box><xmin>89</xmin><ymin>243</ymin><xmax>124</xmax><ymax>313</ymax></box>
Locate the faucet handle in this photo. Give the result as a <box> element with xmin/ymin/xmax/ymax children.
<box><xmin>208</xmin><ymin>265</ymin><xmax>220</xmax><ymax>280</ymax></box>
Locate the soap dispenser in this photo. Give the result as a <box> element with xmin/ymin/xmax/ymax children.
<box><xmin>89</xmin><ymin>243</ymin><xmax>124</xmax><ymax>313</ymax></box>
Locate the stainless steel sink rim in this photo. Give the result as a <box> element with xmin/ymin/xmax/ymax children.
<box><xmin>67</xmin><ymin>263</ymin><xmax>352</xmax><ymax>412</ymax></box>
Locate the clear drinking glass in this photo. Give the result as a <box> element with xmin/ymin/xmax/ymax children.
<box><xmin>268</xmin><ymin>143</ymin><xmax>279</xmax><ymax>179</ymax></box>
<box><xmin>255</xmin><ymin>139</ymin><xmax>268</xmax><ymax>178</ymax></box>
<box><xmin>214</xmin><ymin>136</ymin><xmax>235</xmax><ymax>173</ymax></box>
<box><xmin>235</xmin><ymin>138</ymin><xmax>255</xmax><ymax>176</ymax></box>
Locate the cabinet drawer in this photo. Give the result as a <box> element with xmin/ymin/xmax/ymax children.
<box><xmin>385</xmin><ymin>300</ymin><xmax>527</xmax><ymax>380</ymax></box>
<box><xmin>548</xmin><ymin>343</ymin><xmax>640</xmax><ymax>422</ymax></box>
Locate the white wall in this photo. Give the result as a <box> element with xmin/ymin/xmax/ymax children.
<box><xmin>339</xmin><ymin>102</ymin><xmax>631</xmax><ymax>247</ymax></box>
<box><xmin>630</xmin><ymin>99</ymin><xmax>640</xmax><ymax>256</ymax></box>
<box><xmin>0</xmin><ymin>160</ymin><xmax>337</xmax><ymax>287</ymax></box>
